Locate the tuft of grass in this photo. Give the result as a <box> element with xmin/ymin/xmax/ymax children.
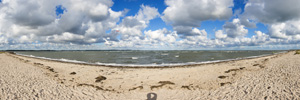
<box><xmin>295</xmin><ymin>50</ymin><xmax>300</xmax><ymax>55</ymax></box>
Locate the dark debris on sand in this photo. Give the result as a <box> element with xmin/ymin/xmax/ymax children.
<box><xmin>70</xmin><ymin>72</ymin><xmax>76</xmax><ymax>75</ymax></box>
<box><xmin>218</xmin><ymin>76</ymin><xmax>228</xmax><ymax>79</ymax></box>
<box><xmin>95</xmin><ymin>75</ymin><xmax>107</xmax><ymax>82</ymax></box>
<box><xmin>150</xmin><ymin>81</ymin><xmax>175</xmax><ymax>90</ymax></box>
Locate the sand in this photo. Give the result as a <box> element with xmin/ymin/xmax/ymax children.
<box><xmin>0</xmin><ymin>51</ymin><xmax>300</xmax><ymax>99</ymax></box>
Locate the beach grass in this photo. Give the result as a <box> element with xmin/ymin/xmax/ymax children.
<box><xmin>0</xmin><ymin>52</ymin><xmax>5</xmax><ymax>54</ymax></box>
<box><xmin>295</xmin><ymin>50</ymin><xmax>300</xmax><ymax>55</ymax></box>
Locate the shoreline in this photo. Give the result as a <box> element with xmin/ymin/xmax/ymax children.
<box><xmin>12</xmin><ymin>50</ymin><xmax>289</xmax><ymax>68</ymax></box>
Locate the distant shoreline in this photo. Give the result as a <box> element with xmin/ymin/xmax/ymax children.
<box><xmin>11</xmin><ymin>50</ymin><xmax>289</xmax><ymax>68</ymax></box>
<box><xmin>1</xmin><ymin>49</ymin><xmax>289</xmax><ymax>51</ymax></box>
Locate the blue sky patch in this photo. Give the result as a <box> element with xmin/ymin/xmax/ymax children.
<box><xmin>55</xmin><ymin>5</ymin><xmax>67</xmax><ymax>18</ymax></box>
<box><xmin>232</xmin><ymin>0</ymin><xmax>248</xmax><ymax>14</ymax></box>
<box><xmin>112</xmin><ymin>0</ymin><xmax>166</xmax><ymax>16</ymax></box>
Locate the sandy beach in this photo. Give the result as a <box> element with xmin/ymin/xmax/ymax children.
<box><xmin>1</xmin><ymin>51</ymin><xmax>300</xmax><ymax>99</ymax></box>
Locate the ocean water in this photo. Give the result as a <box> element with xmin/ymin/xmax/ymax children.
<box><xmin>15</xmin><ymin>50</ymin><xmax>284</xmax><ymax>66</ymax></box>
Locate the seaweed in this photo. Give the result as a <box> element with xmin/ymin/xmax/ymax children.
<box><xmin>95</xmin><ymin>76</ymin><xmax>107</xmax><ymax>82</ymax></box>
<box><xmin>218</xmin><ymin>76</ymin><xmax>228</xmax><ymax>79</ymax></box>
<box><xmin>150</xmin><ymin>81</ymin><xmax>175</xmax><ymax>90</ymax></box>
<box><xmin>70</xmin><ymin>72</ymin><xmax>76</xmax><ymax>75</ymax></box>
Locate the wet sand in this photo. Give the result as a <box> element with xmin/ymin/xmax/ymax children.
<box><xmin>0</xmin><ymin>51</ymin><xmax>300</xmax><ymax>99</ymax></box>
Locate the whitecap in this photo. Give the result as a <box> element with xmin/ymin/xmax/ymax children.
<box><xmin>131</xmin><ymin>57</ymin><xmax>139</xmax><ymax>60</ymax></box>
<box><xmin>161</xmin><ymin>53</ymin><xmax>169</xmax><ymax>56</ymax></box>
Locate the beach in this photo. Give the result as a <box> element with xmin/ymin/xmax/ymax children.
<box><xmin>0</xmin><ymin>51</ymin><xmax>300</xmax><ymax>99</ymax></box>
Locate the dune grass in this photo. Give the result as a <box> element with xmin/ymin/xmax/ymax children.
<box><xmin>0</xmin><ymin>52</ymin><xmax>5</xmax><ymax>54</ymax></box>
<box><xmin>295</xmin><ymin>50</ymin><xmax>300</xmax><ymax>55</ymax></box>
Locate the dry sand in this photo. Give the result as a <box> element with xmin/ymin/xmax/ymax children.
<box><xmin>0</xmin><ymin>51</ymin><xmax>300</xmax><ymax>99</ymax></box>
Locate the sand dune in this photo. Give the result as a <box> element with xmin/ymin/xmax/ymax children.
<box><xmin>0</xmin><ymin>51</ymin><xmax>300</xmax><ymax>99</ymax></box>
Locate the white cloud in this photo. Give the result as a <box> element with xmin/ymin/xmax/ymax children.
<box><xmin>115</xmin><ymin>5</ymin><xmax>159</xmax><ymax>39</ymax></box>
<box><xmin>1</xmin><ymin>0</ymin><xmax>58</xmax><ymax>27</ymax></box>
<box><xmin>105</xmin><ymin>28</ymin><xmax>178</xmax><ymax>48</ymax></box>
<box><xmin>244</xmin><ymin>0</ymin><xmax>300</xmax><ymax>40</ymax></box>
<box><xmin>88</xmin><ymin>3</ymin><xmax>110</xmax><ymax>22</ymax></box>
<box><xmin>136</xmin><ymin>5</ymin><xmax>160</xmax><ymax>22</ymax></box>
<box><xmin>215</xmin><ymin>30</ymin><xmax>227</xmax><ymax>39</ymax></box>
<box><xmin>103</xmin><ymin>5</ymin><xmax>173</xmax><ymax>49</ymax></box>
<box><xmin>48</xmin><ymin>32</ymin><xmax>84</xmax><ymax>43</ymax></box>
<box><xmin>162</xmin><ymin>0</ymin><xmax>233</xmax><ymax>36</ymax></box>
<box><xmin>214</xmin><ymin>18</ymin><xmax>249</xmax><ymax>47</ymax></box>
<box><xmin>269</xmin><ymin>20</ymin><xmax>300</xmax><ymax>39</ymax></box>
<box><xmin>250</xmin><ymin>31</ymin><xmax>271</xmax><ymax>45</ymax></box>
<box><xmin>177</xmin><ymin>29</ymin><xmax>211</xmax><ymax>47</ymax></box>
<box><xmin>0</xmin><ymin>0</ymin><xmax>125</xmax><ymax>45</ymax></box>
<box><xmin>222</xmin><ymin>19</ymin><xmax>248</xmax><ymax>38</ymax></box>
<box><xmin>1</xmin><ymin>0</ymin><xmax>300</xmax><ymax>50</ymax></box>
<box><xmin>0</xmin><ymin>36</ymin><xmax>8</xmax><ymax>44</ymax></box>
<box><xmin>144</xmin><ymin>28</ymin><xmax>177</xmax><ymax>43</ymax></box>
<box><xmin>244</xmin><ymin>0</ymin><xmax>300</xmax><ymax>24</ymax></box>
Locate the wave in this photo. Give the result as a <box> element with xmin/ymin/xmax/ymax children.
<box><xmin>161</xmin><ymin>53</ymin><xmax>169</xmax><ymax>56</ymax></box>
<box><xmin>14</xmin><ymin>51</ymin><xmax>287</xmax><ymax>67</ymax></box>
<box><xmin>131</xmin><ymin>57</ymin><xmax>139</xmax><ymax>60</ymax></box>
<box><xmin>15</xmin><ymin>53</ymin><xmax>86</xmax><ymax>64</ymax></box>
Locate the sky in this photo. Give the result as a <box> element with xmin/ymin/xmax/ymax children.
<box><xmin>0</xmin><ymin>0</ymin><xmax>300</xmax><ymax>50</ymax></box>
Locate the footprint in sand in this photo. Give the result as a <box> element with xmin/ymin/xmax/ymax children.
<box><xmin>224</xmin><ymin>67</ymin><xmax>245</xmax><ymax>73</ymax></box>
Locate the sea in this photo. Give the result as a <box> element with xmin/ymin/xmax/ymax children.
<box><xmin>15</xmin><ymin>50</ymin><xmax>285</xmax><ymax>67</ymax></box>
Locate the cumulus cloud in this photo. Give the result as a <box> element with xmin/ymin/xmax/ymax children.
<box><xmin>214</xmin><ymin>18</ymin><xmax>249</xmax><ymax>48</ymax></box>
<box><xmin>218</xmin><ymin>18</ymin><xmax>248</xmax><ymax>38</ymax></box>
<box><xmin>196</xmin><ymin>0</ymin><xmax>300</xmax><ymax>49</ymax></box>
<box><xmin>244</xmin><ymin>0</ymin><xmax>300</xmax><ymax>40</ymax></box>
<box><xmin>244</xmin><ymin>0</ymin><xmax>300</xmax><ymax>24</ymax></box>
<box><xmin>144</xmin><ymin>28</ymin><xmax>177</xmax><ymax>43</ymax></box>
<box><xmin>215</xmin><ymin>30</ymin><xmax>227</xmax><ymax>39</ymax></box>
<box><xmin>0</xmin><ymin>0</ymin><xmax>176</xmax><ymax>49</ymax></box>
<box><xmin>162</xmin><ymin>0</ymin><xmax>233</xmax><ymax>36</ymax></box>
<box><xmin>249</xmin><ymin>31</ymin><xmax>271</xmax><ymax>45</ymax></box>
<box><xmin>115</xmin><ymin>5</ymin><xmax>160</xmax><ymax>39</ymax></box>
<box><xmin>176</xmin><ymin>29</ymin><xmax>212</xmax><ymax>48</ymax></box>
<box><xmin>1</xmin><ymin>0</ymin><xmax>58</xmax><ymax>27</ymax></box>
<box><xmin>103</xmin><ymin>5</ymin><xmax>180</xmax><ymax>49</ymax></box>
<box><xmin>1</xmin><ymin>0</ymin><xmax>300</xmax><ymax>50</ymax></box>
<box><xmin>268</xmin><ymin>20</ymin><xmax>300</xmax><ymax>39</ymax></box>
<box><xmin>105</xmin><ymin>28</ymin><xmax>178</xmax><ymax>49</ymax></box>
<box><xmin>0</xmin><ymin>36</ymin><xmax>8</xmax><ymax>44</ymax></box>
<box><xmin>0</xmin><ymin>42</ymin><xmax>107</xmax><ymax>50</ymax></box>
<box><xmin>0</xmin><ymin>0</ymin><xmax>125</xmax><ymax>45</ymax></box>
